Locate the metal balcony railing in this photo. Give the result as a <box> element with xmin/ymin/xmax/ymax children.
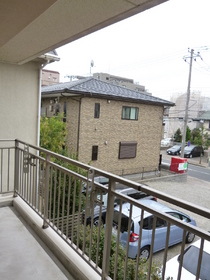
<box><xmin>1</xmin><ymin>139</ymin><xmax>210</xmax><ymax>280</ymax></box>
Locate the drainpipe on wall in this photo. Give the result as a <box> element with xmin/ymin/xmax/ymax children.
<box><xmin>36</xmin><ymin>61</ymin><xmax>49</xmax><ymax>208</ymax></box>
<box><xmin>37</xmin><ymin>60</ymin><xmax>50</xmax><ymax>147</ymax></box>
<box><xmin>77</xmin><ymin>98</ymin><xmax>82</xmax><ymax>157</ymax></box>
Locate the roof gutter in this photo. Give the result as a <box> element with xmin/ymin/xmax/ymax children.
<box><xmin>39</xmin><ymin>53</ymin><xmax>60</xmax><ymax>63</ymax></box>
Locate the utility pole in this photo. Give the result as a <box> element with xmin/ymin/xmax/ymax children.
<box><xmin>181</xmin><ymin>48</ymin><xmax>202</xmax><ymax>157</ymax></box>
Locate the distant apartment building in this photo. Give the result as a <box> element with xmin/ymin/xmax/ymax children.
<box><xmin>165</xmin><ymin>92</ymin><xmax>210</xmax><ymax>138</ymax></box>
<box><xmin>42</xmin><ymin>69</ymin><xmax>60</xmax><ymax>86</ymax></box>
<box><xmin>93</xmin><ymin>72</ymin><xmax>151</xmax><ymax>95</ymax></box>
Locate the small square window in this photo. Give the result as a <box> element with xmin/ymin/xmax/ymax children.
<box><xmin>92</xmin><ymin>146</ymin><xmax>98</xmax><ymax>160</ymax></box>
<box><xmin>122</xmin><ymin>106</ymin><xmax>138</xmax><ymax>120</ymax></box>
<box><xmin>94</xmin><ymin>103</ymin><xmax>100</xmax><ymax>118</ymax></box>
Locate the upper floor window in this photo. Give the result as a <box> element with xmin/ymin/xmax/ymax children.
<box><xmin>122</xmin><ymin>106</ymin><xmax>138</xmax><ymax>120</ymax></box>
<box><xmin>94</xmin><ymin>103</ymin><xmax>100</xmax><ymax>118</ymax></box>
<box><xmin>92</xmin><ymin>145</ymin><xmax>98</xmax><ymax>160</ymax></box>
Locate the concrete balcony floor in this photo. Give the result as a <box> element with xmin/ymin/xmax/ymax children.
<box><xmin>0</xmin><ymin>206</ymin><xmax>74</xmax><ymax>280</ymax></box>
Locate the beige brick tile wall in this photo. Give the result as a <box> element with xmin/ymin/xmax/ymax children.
<box><xmin>42</xmin><ymin>96</ymin><xmax>163</xmax><ymax>175</ymax></box>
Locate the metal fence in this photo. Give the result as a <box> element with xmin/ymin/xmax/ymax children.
<box><xmin>1</xmin><ymin>139</ymin><xmax>210</xmax><ymax>280</ymax></box>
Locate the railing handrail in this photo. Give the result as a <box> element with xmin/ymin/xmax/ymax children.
<box><xmin>3</xmin><ymin>139</ymin><xmax>210</xmax><ymax>222</ymax></box>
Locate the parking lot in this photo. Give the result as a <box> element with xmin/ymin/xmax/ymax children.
<box><xmin>146</xmin><ymin>156</ymin><xmax>210</xmax><ymax>264</ymax></box>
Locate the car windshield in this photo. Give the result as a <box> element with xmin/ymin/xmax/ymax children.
<box><xmin>180</xmin><ymin>245</ymin><xmax>210</xmax><ymax>280</ymax></box>
<box><xmin>171</xmin><ymin>145</ymin><xmax>180</xmax><ymax>149</ymax></box>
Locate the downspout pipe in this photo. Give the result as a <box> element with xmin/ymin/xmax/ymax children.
<box><xmin>77</xmin><ymin>98</ymin><xmax>82</xmax><ymax>156</ymax></box>
<box><xmin>37</xmin><ymin>60</ymin><xmax>50</xmax><ymax>147</ymax></box>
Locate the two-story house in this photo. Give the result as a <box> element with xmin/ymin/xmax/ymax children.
<box><xmin>41</xmin><ymin>77</ymin><xmax>174</xmax><ymax>175</ymax></box>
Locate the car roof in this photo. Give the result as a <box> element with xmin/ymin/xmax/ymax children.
<box><xmin>168</xmin><ymin>145</ymin><xmax>181</xmax><ymax>150</ymax></box>
<box><xmin>184</xmin><ymin>145</ymin><xmax>196</xmax><ymax>149</ymax></box>
<box><xmin>116</xmin><ymin>187</ymin><xmax>146</xmax><ymax>195</ymax></box>
<box><xmin>116</xmin><ymin>200</ymin><xmax>172</xmax><ymax>219</ymax></box>
<box><xmin>190</xmin><ymin>238</ymin><xmax>210</xmax><ymax>253</ymax></box>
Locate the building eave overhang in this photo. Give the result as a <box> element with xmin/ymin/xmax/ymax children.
<box><xmin>42</xmin><ymin>88</ymin><xmax>175</xmax><ymax>107</ymax></box>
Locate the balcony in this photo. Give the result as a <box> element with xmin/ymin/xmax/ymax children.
<box><xmin>1</xmin><ymin>139</ymin><xmax>210</xmax><ymax>280</ymax></box>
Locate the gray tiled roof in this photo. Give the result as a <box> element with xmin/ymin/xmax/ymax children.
<box><xmin>42</xmin><ymin>77</ymin><xmax>174</xmax><ymax>106</ymax></box>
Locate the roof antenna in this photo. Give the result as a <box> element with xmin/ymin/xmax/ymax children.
<box><xmin>90</xmin><ymin>60</ymin><xmax>94</xmax><ymax>76</ymax></box>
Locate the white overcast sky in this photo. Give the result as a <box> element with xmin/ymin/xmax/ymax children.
<box><xmin>45</xmin><ymin>0</ymin><xmax>210</xmax><ymax>101</ymax></box>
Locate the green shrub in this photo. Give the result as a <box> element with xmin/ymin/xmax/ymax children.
<box><xmin>74</xmin><ymin>225</ymin><xmax>163</xmax><ymax>280</ymax></box>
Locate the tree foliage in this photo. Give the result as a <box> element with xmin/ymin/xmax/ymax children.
<box><xmin>40</xmin><ymin>114</ymin><xmax>86</xmax><ymax>218</ymax></box>
<box><xmin>40</xmin><ymin>114</ymin><xmax>67</xmax><ymax>154</ymax></box>
<box><xmin>174</xmin><ymin>128</ymin><xmax>182</xmax><ymax>142</ymax></box>
<box><xmin>186</xmin><ymin>126</ymin><xmax>191</xmax><ymax>142</ymax></box>
<box><xmin>190</xmin><ymin>126</ymin><xmax>210</xmax><ymax>150</ymax></box>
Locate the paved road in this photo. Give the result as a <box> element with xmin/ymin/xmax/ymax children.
<box><xmin>161</xmin><ymin>152</ymin><xmax>210</xmax><ymax>182</ymax></box>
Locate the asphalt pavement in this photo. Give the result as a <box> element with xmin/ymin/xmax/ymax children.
<box><xmin>161</xmin><ymin>147</ymin><xmax>210</xmax><ymax>168</ymax></box>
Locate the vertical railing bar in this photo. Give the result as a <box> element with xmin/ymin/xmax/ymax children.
<box><xmin>76</xmin><ymin>179</ymin><xmax>83</xmax><ymax>249</ymax></box>
<box><xmin>41</xmin><ymin>161</ymin><xmax>45</xmax><ymax>217</ymax></box>
<box><xmin>29</xmin><ymin>162</ymin><xmax>32</xmax><ymax>204</ymax></box>
<box><xmin>89</xmin><ymin>190</ymin><xmax>95</xmax><ymax>260</ymax></box>
<box><xmin>83</xmin><ymin>170</ymin><xmax>93</xmax><ymax>255</ymax></box>
<box><xmin>71</xmin><ymin>178</ymin><xmax>76</xmax><ymax>243</ymax></box>
<box><xmin>53</xmin><ymin>168</ymin><xmax>57</xmax><ymax>226</ymax></box>
<box><xmin>114</xmin><ymin>201</ymin><xmax>122</xmax><ymax>280</ymax></box>
<box><xmin>22</xmin><ymin>151</ymin><xmax>25</xmax><ymax>197</ymax></box>
<box><xmin>7</xmin><ymin>149</ymin><xmax>10</xmax><ymax>191</ymax></box>
<box><xmin>162</xmin><ymin>222</ymin><xmax>171</xmax><ymax>280</ymax></box>
<box><xmin>37</xmin><ymin>158</ymin><xmax>41</xmax><ymax>213</ymax></box>
<box><xmin>24</xmin><ymin>172</ymin><xmax>26</xmax><ymax>200</ymax></box>
<box><xmin>43</xmin><ymin>154</ymin><xmax>50</xmax><ymax>229</ymax></box>
<box><xmin>27</xmin><ymin>168</ymin><xmax>29</xmax><ymax>202</ymax></box>
<box><xmin>177</xmin><ymin>229</ymin><xmax>187</xmax><ymax>280</ymax></box>
<box><xmin>32</xmin><ymin>158</ymin><xmax>35</xmax><ymax>206</ymax></box>
<box><xmin>124</xmin><ymin>203</ymin><xmax>133</xmax><ymax>280</ymax></box>
<box><xmin>0</xmin><ymin>149</ymin><xmax>2</xmax><ymax>192</ymax></box>
<box><xmin>196</xmin><ymin>238</ymin><xmax>204</xmax><ymax>280</ymax></box>
<box><xmin>88</xmin><ymin>170</ymin><xmax>96</xmax><ymax>260</ymax></box>
<box><xmin>14</xmin><ymin>141</ymin><xmax>20</xmax><ymax>196</ymax></box>
<box><xmin>147</xmin><ymin>216</ymin><xmax>157</xmax><ymax>280</ymax></box>
<box><xmin>57</xmin><ymin>170</ymin><xmax>61</xmax><ymax>230</ymax></box>
<box><xmin>66</xmin><ymin>174</ymin><xmax>71</xmax><ymax>240</ymax></box>
<box><xmin>102</xmin><ymin>179</ymin><xmax>115</xmax><ymax>280</ymax></box>
<box><xmin>95</xmin><ymin>191</ymin><xmax>102</xmax><ymax>267</ymax></box>
<box><xmin>34</xmin><ymin>158</ymin><xmax>38</xmax><ymax>210</ymax></box>
<box><xmin>135</xmin><ymin>209</ymin><xmax>145</xmax><ymax>280</ymax></box>
<box><xmin>61</xmin><ymin>172</ymin><xmax>66</xmax><ymax>235</ymax></box>
<box><xmin>49</xmin><ymin>166</ymin><xmax>53</xmax><ymax>223</ymax></box>
<box><xmin>20</xmin><ymin>151</ymin><xmax>23</xmax><ymax>196</ymax></box>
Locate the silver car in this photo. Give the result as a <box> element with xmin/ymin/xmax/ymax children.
<box><xmin>112</xmin><ymin>200</ymin><xmax>196</xmax><ymax>260</ymax></box>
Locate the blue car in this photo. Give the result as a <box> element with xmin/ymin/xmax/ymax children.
<box><xmin>112</xmin><ymin>200</ymin><xmax>196</xmax><ymax>260</ymax></box>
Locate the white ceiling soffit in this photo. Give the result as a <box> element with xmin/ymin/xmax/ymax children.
<box><xmin>0</xmin><ymin>0</ymin><xmax>168</xmax><ymax>65</ymax></box>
